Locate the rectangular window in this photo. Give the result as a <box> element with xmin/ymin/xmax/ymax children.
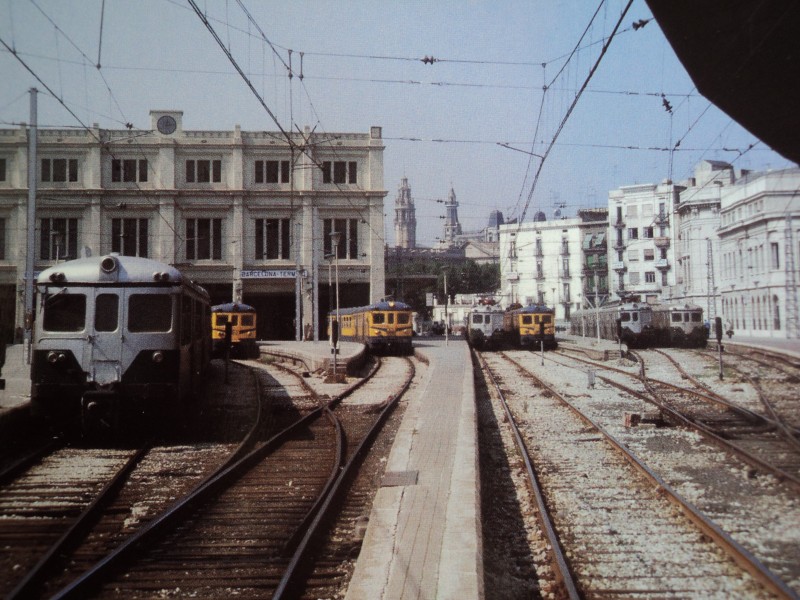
<box><xmin>0</xmin><ymin>158</ymin><xmax>6</xmax><ymax>181</ymax></box>
<box><xmin>641</xmin><ymin>203</ymin><xmax>653</xmax><ymax>217</ymax></box>
<box><xmin>0</xmin><ymin>218</ymin><xmax>5</xmax><ymax>260</ymax></box>
<box><xmin>323</xmin><ymin>218</ymin><xmax>359</xmax><ymax>259</ymax></box>
<box><xmin>40</xmin><ymin>217</ymin><xmax>78</xmax><ymax>260</ymax></box>
<box><xmin>186</xmin><ymin>218</ymin><xmax>222</xmax><ymax>260</ymax></box>
<box><xmin>256</xmin><ymin>159</ymin><xmax>290</xmax><ymax>183</ymax></box>
<box><xmin>626</xmin><ymin>204</ymin><xmax>638</xmax><ymax>217</ymax></box>
<box><xmin>254</xmin><ymin>218</ymin><xmax>291</xmax><ymax>260</ymax></box>
<box><xmin>628</xmin><ymin>227</ymin><xmax>638</xmax><ymax>240</ymax></box>
<box><xmin>771</xmin><ymin>242</ymin><xmax>780</xmax><ymax>269</ymax></box>
<box><xmin>111</xmin><ymin>218</ymin><xmax>149</xmax><ymax>257</ymax></box>
<box><xmin>95</xmin><ymin>293</ymin><xmax>119</xmax><ymax>332</ymax></box>
<box><xmin>643</xmin><ymin>248</ymin><xmax>655</xmax><ymax>261</ymax></box>
<box><xmin>41</xmin><ymin>158</ymin><xmax>78</xmax><ymax>182</ymax></box>
<box><xmin>629</xmin><ymin>271</ymin><xmax>640</xmax><ymax>285</ymax></box>
<box><xmin>111</xmin><ymin>159</ymin><xmax>148</xmax><ymax>182</ymax></box>
<box><xmin>186</xmin><ymin>159</ymin><xmax>221</xmax><ymax>183</ymax></box>
<box><xmin>320</xmin><ymin>161</ymin><xmax>357</xmax><ymax>184</ymax></box>
<box><xmin>43</xmin><ymin>293</ymin><xmax>86</xmax><ymax>332</ymax></box>
<box><xmin>643</xmin><ymin>227</ymin><xmax>654</xmax><ymax>238</ymax></box>
<box><xmin>129</xmin><ymin>294</ymin><xmax>172</xmax><ymax>332</ymax></box>
<box><xmin>645</xmin><ymin>272</ymin><xmax>656</xmax><ymax>283</ymax></box>
<box><xmin>628</xmin><ymin>249</ymin><xmax>639</xmax><ymax>261</ymax></box>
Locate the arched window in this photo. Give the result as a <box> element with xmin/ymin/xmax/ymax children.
<box><xmin>773</xmin><ymin>295</ymin><xmax>781</xmax><ymax>330</ymax></box>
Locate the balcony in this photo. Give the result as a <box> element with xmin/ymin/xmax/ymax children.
<box><xmin>536</xmin><ymin>271</ymin><xmax>545</xmax><ymax>281</ymax></box>
<box><xmin>612</xmin><ymin>260</ymin><xmax>627</xmax><ymax>272</ymax></box>
<box><xmin>654</xmin><ymin>212</ymin><xmax>669</xmax><ymax>226</ymax></box>
<box><xmin>560</xmin><ymin>244</ymin><xmax>570</xmax><ymax>256</ymax></box>
<box><xmin>654</xmin><ymin>236</ymin><xmax>670</xmax><ymax>248</ymax></box>
<box><xmin>613</xmin><ymin>219</ymin><xmax>625</xmax><ymax>229</ymax></box>
<box><xmin>655</xmin><ymin>258</ymin><xmax>670</xmax><ymax>270</ymax></box>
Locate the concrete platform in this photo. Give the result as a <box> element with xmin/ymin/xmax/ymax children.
<box><xmin>257</xmin><ymin>340</ymin><xmax>367</xmax><ymax>374</ymax></box>
<box><xmin>0</xmin><ymin>344</ymin><xmax>32</xmax><ymax>430</ymax></box>
<box><xmin>557</xmin><ymin>332</ymin><xmax>627</xmax><ymax>360</ymax></box>
<box><xmin>346</xmin><ymin>339</ymin><xmax>482</xmax><ymax>600</ymax></box>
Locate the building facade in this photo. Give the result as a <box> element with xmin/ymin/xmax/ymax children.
<box><xmin>499</xmin><ymin>210</ymin><xmax>608</xmax><ymax>322</ymax></box>
<box><xmin>608</xmin><ymin>180</ymin><xmax>681</xmax><ymax>304</ymax></box>
<box><xmin>671</xmin><ymin>160</ymin><xmax>733</xmax><ymax>320</ymax></box>
<box><xmin>0</xmin><ymin>110</ymin><xmax>387</xmax><ymax>342</ymax></box>
<box><xmin>717</xmin><ymin>167</ymin><xmax>800</xmax><ymax>339</ymax></box>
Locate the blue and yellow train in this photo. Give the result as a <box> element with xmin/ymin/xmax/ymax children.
<box><xmin>211</xmin><ymin>302</ymin><xmax>258</xmax><ymax>358</ymax></box>
<box><xmin>328</xmin><ymin>300</ymin><xmax>414</xmax><ymax>355</ymax></box>
<box><xmin>503</xmin><ymin>303</ymin><xmax>558</xmax><ymax>350</ymax></box>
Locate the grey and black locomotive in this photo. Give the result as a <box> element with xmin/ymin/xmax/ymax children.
<box><xmin>31</xmin><ymin>254</ymin><xmax>211</xmax><ymax>433</ymax></box>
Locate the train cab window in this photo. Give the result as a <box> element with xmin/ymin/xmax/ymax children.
<box><xmin>95</xmin><ymin>294</ymin><xmax>119</xmax><ymax>332</ymax></box>
<box><xmin>215</xmin><ymin>315</ymin><xmax>228</xmax><ymax>326</ymax></box>
<box><xmin>684</xmin><ymin>313</ymin><xmax>691</xmax><ymax>322</ymax></box>
<box><xmin>632</xmin><ymin>313</ymin><xmax>638</xmax><ymax>322</ymax></box>
<box><xmin>129</xmin><ymin>294</ymin><xmax>172</xmax><ymax>332</ymax></box>
<box><xmin>241</xmin><ymin>314</ymin><xmax>254</xmax><ymax>327</ymax></box>
<box><xmin>398</xmin><ymin>313</ymin><xmax>410</xmax><ymax>324</ymax></box>
<box><xmin>672</xmin><ymin>313</ymin><xmax>682</xmax><ymax>323</ymax></box>
<box><xmin>541</xmin><ymin>315</ymin><xmax>551</xmax><ymax>324</ymax></box>
<box><xmin>522</xmin><ymin>315</ymin><xmax>532</xmax><ymax>325</ymax></box>
<box><xmin>372</xmin><ymin>313</ymin><xmax>385</xmax><ymax>325</ymax></box>
<box><xmin>43</xmin><ymin>293</ymin><xmax>86</xmax><ymax>332</ymax></box>
<box><xmin>388</xmin><ymin>313</ymin><xmax>395</xmax><ymax>324</ymax></box>
<box><xmin>691</xmin><ymin>312</ymin><xmax>702</xmax><ymax>322</ymax></box>
<box><xmin>472</xmin><ymin>315</ymin><xmax>483</xmax><ymax>324</ymax></box>
<box><xmin>620</xmin><ymin>312</ymin><xmax>631</xmax><ymax>322</ymax></box>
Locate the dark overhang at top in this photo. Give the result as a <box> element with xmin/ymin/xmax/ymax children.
<box><xmin>646</xmin><ymin>0</ymin><xmax>800</xmax><ymax>165</ymax></box>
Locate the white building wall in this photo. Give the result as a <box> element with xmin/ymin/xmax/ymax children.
<box><xmin>717</xmin><ymin>168</ymin><xmax>800</xmax><ymax>339</ymax></box>
<box><xmin>608</xmin><ymin>181</ymin><xmax>682</xmax><ymax>304</ymax></box>
<box><xmin>0</xmin><ymin>113</ymin><xmax>387</xmax><ymax>340</ymax></box>
<box><xmin>499</xmin><ymin>218</ymin><xmax>585</xmax><ymax>321</ymax></box>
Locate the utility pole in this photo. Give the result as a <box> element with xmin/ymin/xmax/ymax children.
<box><xmin>24</xmin><ymin>88</ymin><xmax>38</xmax><ymax>364</ymax></box>
<box><xmin>706</xmin><ymin>239</ymin><xmax>717</xmax><ymax>324</ymax></box>
<box><xmin>785</xmin><ymin>214</ymin><xmax>799</xmax><ymax>338</ymax></box>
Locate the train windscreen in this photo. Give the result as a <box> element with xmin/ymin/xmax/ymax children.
<box><xmin>43</xmin><ymin>293</ymin><xmax>86</xmax><ymax>332</ymax></box>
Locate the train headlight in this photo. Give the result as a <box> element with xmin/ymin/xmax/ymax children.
<box><xmin>152</xmin><ymin>272</ymin><xmax>170</xmax><ymax>282</ymax></box>
<box><xmin>47</xmin><ymin>351</ymin><xmax>66</xmax><ymax>364</ymax></box>
<box><xmin>151</xmin><ymin>351</ymin><xmax>165</xmax><ymax>364</ymax></box>
<box><xmin>49</xmin><ymin>272</ymin><xmax>65</xmax><ymax>282</ymax></box>
<box><xmin>100</xmin><ymin>256</ymin><xmax>118</xmax><ymax>273</ymax></box>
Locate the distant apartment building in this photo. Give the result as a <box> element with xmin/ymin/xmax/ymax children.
<box><xmin>0</xmin><ymin>111</ymin><xmax>387</xmax><ymax>341</ymax></box>
<box><xmin>608</xmin><ymin>180</ymin><xmax>681</xmax><ymax>304</ymax></box>
<box><xmin>717</xmin><ymin>167</ymin><xmax>800</xmax><ymax>339</ymax></box>
<box><xmin>499</xmin><ymin>208</ymin><xmax>608</xmax><ymax>321</ymax></box>
<box><xmin>672</xmin><ymin>160</ymin><xmax>734</xmax><ymax>320</ymax></box>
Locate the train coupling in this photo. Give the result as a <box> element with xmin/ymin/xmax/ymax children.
<box><xmin>81</xmin><ymin>390</ymin><xmax>120</xmax><ymax>434</ymax></box>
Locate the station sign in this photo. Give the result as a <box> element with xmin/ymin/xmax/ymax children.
<box><xmin>239</xmin><ymin>269</ymin><xmax>297</xmax><ymax>279</ymax></box>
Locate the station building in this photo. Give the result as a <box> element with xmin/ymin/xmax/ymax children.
<box><xmin>0</xmin><ymin>110</ymin><xmax>387</xmax><ymax>342</ymax></box>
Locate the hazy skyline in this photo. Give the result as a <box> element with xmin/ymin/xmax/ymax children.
<box><xmin>1</xmin><ymin>0</ymin><xmax>795</xmax><ymax>246</ymax></box>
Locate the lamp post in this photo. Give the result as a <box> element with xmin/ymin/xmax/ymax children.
<box><xmin>330</xmin><ymin>231</ymin><xmax>341</xmax><ymax>377</ymax></box>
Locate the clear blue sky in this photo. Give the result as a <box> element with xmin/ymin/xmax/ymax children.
<box><xmin>1</xmin><ymin>0</ymin><xmax>794</xmax><ymax>246</ymax></box>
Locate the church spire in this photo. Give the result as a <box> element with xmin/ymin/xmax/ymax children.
<box><xmin>393</xmin><ymin>177</ymin><xmax>417</xmax><ymax>248</ymax></box>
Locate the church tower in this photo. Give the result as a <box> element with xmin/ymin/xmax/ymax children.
<box><xmin>443</xmin><ymin>186</ymin><xmax>462</xmax><ymax>245</ymax></box>
<box><xmin>393</xmin><ymin>177</ymin><xmax>417</xmax><ymax>248</ymax></box>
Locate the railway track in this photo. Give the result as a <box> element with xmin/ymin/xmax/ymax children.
<box><xmin>0</xmin><ymin>359</ymin><xmax>263</xmax><ymax>599</ymax></box>
<box><xmin>554</xmin><ymin>347</ymin><xmax>800</xmax><ymax>490</ymax></box>
<box><xmin>37</xmin><ymin>354</ymin><xmax>413</xmax><ymax>599</ymax></box>
<box><xmin>480</xmin><ymin>349</ymin><xmax>795</xmax><ymax>599</ymax></box>
<box><xmin>536</xmin><ymin>347</ymin><xmax>800</xmax><ymax>594</ymax></box>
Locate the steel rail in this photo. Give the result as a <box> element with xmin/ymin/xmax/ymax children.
<box><xmin>501</xmin><ymin>352</ymin><xmax>799</xmax><ymax>600</ymax></box>
<box><xmin>51</xmin><ymin>355</ymin><xmax>382</xmax><ymax>599</ymax></box>
<box><xmin>555</xmin><ymin>349</ymin><xmax>775</xmax><ymax>428</ymax></box>
<box><xmin>0</xmin><ymin>436</ymin><xmax>64</xmax><ymax>487</ymax></box>
<box><xmin>7</xmin><ymin>445</ymin><xmax>150</xmax><ymax>599</ymax></box>
<box><xmin>481</xmin><ymin>350</ymin><xmax>581</xmax><ymax>600</ymax></box>
<box><xmin>273</xmin><ymin>357</ymin><xmax>415</xmax><ymax>599</ymax></box>
<box><xmin>653</xmin><ymin>348</ymin><xmax>800</xmax><ymax>437</ymax></box>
